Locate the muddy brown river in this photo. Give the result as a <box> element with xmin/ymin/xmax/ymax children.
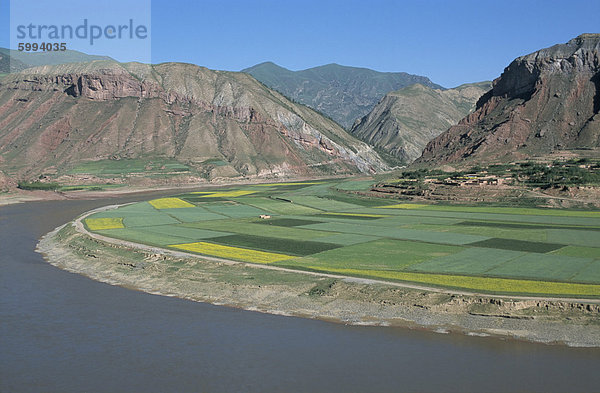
<box><xmin>1</xmin><ymin>193</ymin><xmax>599</xmax><ymax>392</ymax></box>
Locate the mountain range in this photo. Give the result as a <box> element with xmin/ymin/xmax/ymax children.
<box><xmin>350</xmin><ymin>81</ymin><xmax>491</xmax><ymax>163</ymax></box>
<box><xmin>243</xmin><ymin>62</ymin><xmax>443</xmax><ymax>129</ymax></box>
<box><xmin>1</xmin><ymin>34</ymin><xmax>597</xmax><ymax>187</ymax></box>
<box><xmin>0</xmin><ymin>52</ymin><xmax>28</xmax><ymax>74</ymax></box>
<box><xmin>0</xmin><ymin>48</ymin><xmax>113</xmax><ymax>73</ymax></box>
<box><xmin>0</xmin><ymin>61</ymin><xmax>387</xmax><ymax>182</ymax></box>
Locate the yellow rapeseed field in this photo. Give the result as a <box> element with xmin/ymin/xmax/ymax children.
<box><xmin>149</xmin><ymin>198</ymin><xmax>195</xmax><ymax>209</ymax></box>
<box><xmin>375</xmin><ymin>203</ymin><xmax>428</xmax><ymax>209</ymax></box>
<box><xmin>85</xmin><ymin>217</ymin><xmax>124</xmax><ymax>230</ymax></box>
<box><xmin>170</xmin><ymin>242</ymin><xmax>294</xmax><ymax>264</ymax></box>
<box><xmin>307</xmin><ymin>267</ymin><xmax>600</xmax><ymax>297</ymax></box>
<box><xmin>191</xmin><ymin>190</ymin><xmax>257</xmax><ymax>198</ymax></box>
<box><xmin>255</xmin><ymin>182</ymin><xmax>322</xmax><ymax>186</ymax></box>
<box><xmin>205</xmin><ymin>190</ymin><xmax>257</xmax><ymax>198</ymax></box>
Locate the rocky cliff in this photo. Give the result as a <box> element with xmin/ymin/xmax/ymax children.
<box><xmin>418</xmin><ymin>34</ymin><xmax>600</xmax><ymax>166</ymax></box>
<box><xmin>350</xmin><ymin>82</ymin><xmax>491</xmax><ymax>163</ymax></box>
<box><xmin>0</xmin><ymin>61</ymin><xmax>388</xmax><ymax>181</ymax></box>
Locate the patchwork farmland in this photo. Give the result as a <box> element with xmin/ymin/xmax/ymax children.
<box><xmin>83</xmin><ymin>180</ymin><xmax>600</xmax><ymax>298</ymax></box>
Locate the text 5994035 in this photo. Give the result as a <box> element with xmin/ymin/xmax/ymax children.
<box><xmin>17</xmin><ymin>42</ymin><xmax>67</xmax><ymax>52</ymax></box>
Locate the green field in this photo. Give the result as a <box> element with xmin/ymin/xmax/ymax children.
<box><xmin>83</xmin><ymin>179</ymin><xmax>600</xmax><ymax>298</ymax></box>
<box><xmin>69</xmin><ymin>158</ymin><xmax>190</xmax><ymax>176</ymax></box>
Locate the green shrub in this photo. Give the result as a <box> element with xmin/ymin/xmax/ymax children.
<box><xmin>17</xmin><ymin>181</ymin><xmax>59</xmax><ymax>191</ymax></box>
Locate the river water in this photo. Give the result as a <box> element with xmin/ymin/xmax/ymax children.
<box><xmin>1</xmin><ymin>193</ymin><xmax>599</xmax><ymax>392</ymax></box>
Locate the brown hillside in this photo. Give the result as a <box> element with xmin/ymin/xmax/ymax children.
<box><xmin>418</xmin><ymin>34</ymin><xmax>600</xmax><ymax>166</ymax></box>
<box><xmin>0</xmin><ymin>61</ymin><xmax>387</xmax><ymax>182</ymax></box>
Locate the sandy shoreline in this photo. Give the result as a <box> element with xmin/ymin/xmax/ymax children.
<box><xmin>36</xmin><ymin>208</ymin><xmax>600</xmax><ymax>347</ymax></box>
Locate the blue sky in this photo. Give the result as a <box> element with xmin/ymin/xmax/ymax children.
<box><xmin>2</xmin><ymin>0</ymin><xmax>599</xmax><ymax>87</ymax></box>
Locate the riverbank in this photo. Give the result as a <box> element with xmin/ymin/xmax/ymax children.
<box><xmin>37</xmin><ymin>211</ymin><xmax>600</xmax><ymax>347</ymax></box>
<box><xmin>0</xmin><ymin>175</ymin><xmax>352</xmax><ymax>207</ymax></box>
<box><xmin>0</xmin><ymin>184</ymin><xmax>224</xmax><ymax>207</ymax></box>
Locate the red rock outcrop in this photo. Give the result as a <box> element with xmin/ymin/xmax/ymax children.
<box><xmin>418</xmin><ymin>34</ymin><xmax>600</xmax><ymax>166</ymax></box>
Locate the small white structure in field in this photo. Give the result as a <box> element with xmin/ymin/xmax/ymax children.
<box><xmin>259</xmin><ymin>214</ymin><xmax>271</xmax><ymax>219</ymax></box>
